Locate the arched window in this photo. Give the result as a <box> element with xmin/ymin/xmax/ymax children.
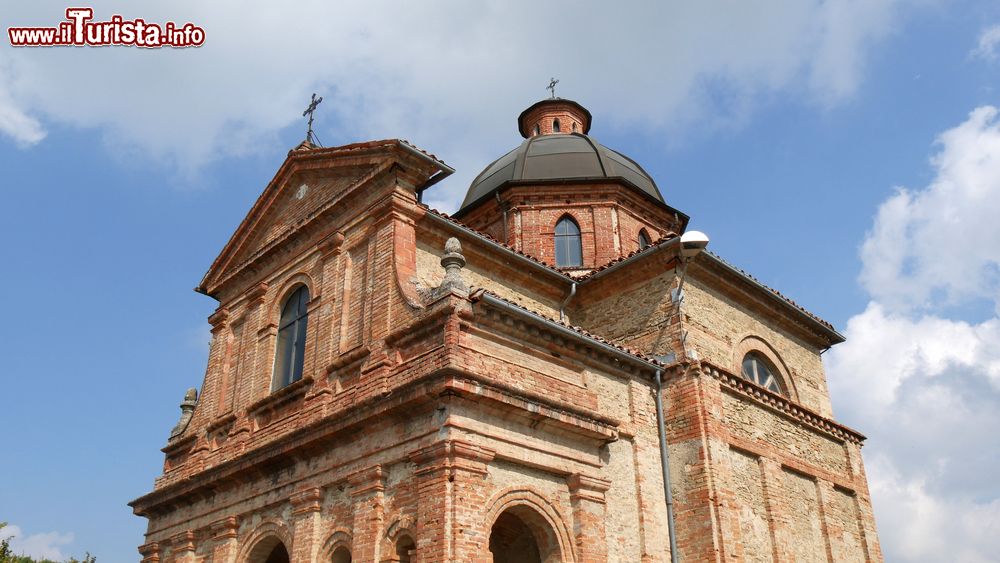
<box><xmin>273</xmin><ymin>285</ymin><xmax>310</xmax><ymax>390</ymax></box>
<box><xmin>395</xmin><ymin>536</ymin><xmax>415</xmax><ymax>563</ymax></box>
<box><xmin>572</xmin><ymin>122</ymin><xmax>577</xmax><ymax>132</ymax></box>
<box><xmin>533</xmin><ymin>124</ymin><xmax>540</xmax><ymax>136</ymax></box>
<box><xmin>741</xmin><ymin>352</ymin><xmax>783</xmax><ymax>394</ymax></box>
<box><xmin>554</xmin><ymin>216</ymin><xmax>582</xmax><ymax>268</ymax></box>
<box><xmin>552</xmin><ymin>119</ymin><xmax>561</xmax><ymax>133</ymax></box>
<box><xmin>638</xmin><ymin>229</ymin><xmax>652</xmax><ymax>250</ymax></box>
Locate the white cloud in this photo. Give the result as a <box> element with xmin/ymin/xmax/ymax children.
<box><xmin>859</xmin><ymin>106</ymin><xmax>1000</xmax><ymax>314</ymax></box>
<box><xmin>0</xmin><ymin>0</ymin><xmax>903</xmax><ymax>207</ymax></box>
<box><xmin>0</xmin><ymin>63</ymin><xmax>45</xmax><ymax>146</ymax></box>
<box><xmin>828</xmin><ymin>106</ymin><xmax>1000</xmax><ymax>561</ymax></box>
<box><xmin>971</xmin><ymin>24</ymin><xmax>1000</xmax><ymax>61</ymax></box>
<box><xmin>2</xmin><ymin>523</ymin><xmax>74</xmax><ymax>561</ymax></box>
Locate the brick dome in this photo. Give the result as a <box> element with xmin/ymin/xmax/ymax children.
<box><xmin>457</xmin><ymin>131</ymin><xmax>664</xmax><ymax>214</ymax></box>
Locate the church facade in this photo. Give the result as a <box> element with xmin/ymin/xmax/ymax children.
<box><xmin>130</xmin><ymin>98</ymin><xmax>882</xmax><ymax>563</ymax></box>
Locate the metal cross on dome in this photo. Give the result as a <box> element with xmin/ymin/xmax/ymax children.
<box><xmin>303</xmin><ymin>92</ymin><xmax>323</xmax><ymax>145</ymax></box>
<box><xmin>547</xmin><ymin>77</ymin><xmax>559</xmax><ymax>99</ymax></box>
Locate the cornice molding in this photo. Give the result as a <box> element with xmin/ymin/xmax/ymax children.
<box><xmin>701</xmin><ymin>362</ymin><xmax>865</xmax><ymax>445</ymax></box>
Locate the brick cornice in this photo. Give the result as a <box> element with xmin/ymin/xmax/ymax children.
<box><xmin>701</xmin><ymin>361</ymin><xmax>866</xmax><ymax>445</ymax></box>
<box><xmin>138</xmin><ymin>542</ymin><xmax>160</xmax><ymax>563</ymax></box>
<box><xmin>408</xmin><ymin>439</ymin><xmax>496</xmax><ymax>477</ymax></box>
<box><xmin>209</xmin><ymin>516</ymin><xmax>238</xmax><ymax>540</ymax></box>
<box><xmin>347</xmin><ymin>465</ymin><xmax>385</xmax><ymax>497</ymax></box>
<box><xmin>168</xmin><ymin>530</ymin><xmax>195</xmax><ymax>553</ymax></box>
<box><xmin>208</xmin><ymin>307</ymin><xmax>230</xmax><ymax>332</ymax></box>
<box><xmin>290</xmin><ymin>486</ymin><xmax>323</xmax><ymax>515</ymax></box>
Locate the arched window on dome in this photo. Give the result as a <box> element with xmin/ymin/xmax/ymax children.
<box><xmin>638</xmin><ymin>229</ymin><xmax>652</xmax><ymax>250</ymax></box>
<box><xmin>741</xmin><ymin>352</ymin><xmax>784</xmax><ymax>395</ymax></box>
<box><xmin>552</xmin><ymin>119</ymin><xmax>561</xmax><ymax>133</ymax></box>
<box><xmin>272</xmin><ymin>285</ymin><xmax>310</xmax><ymax>390</ymax></box>
<box><xmin>554</xmin><ymin>215</ymin><xmax>582</xmax><ymax>268</ymax></box>
<box><xmin>572</xmin><ymin>122</ymin><xmax>577</xmax><ymax>132</ymax></box>
<box><xmin>533</xmin><ymin>124</ymin><xmax>540</xmax><ymax>136</ymax></box>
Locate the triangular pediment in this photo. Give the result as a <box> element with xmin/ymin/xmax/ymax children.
<box><xmin>199</xmin><ymin>140</ymin><xmax>451</xmax><ymax>297</ymax></box>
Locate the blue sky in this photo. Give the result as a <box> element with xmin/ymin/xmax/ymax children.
<box><xmin>2</xmin><ymin>1</ymin><xmax>999</xmax><ymax>561</ymax></box>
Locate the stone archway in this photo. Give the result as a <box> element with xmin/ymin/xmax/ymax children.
<box><xmin>489</xmin><ymin>505</ymin><xmax>562</xmax><ymax>563</ymax></box>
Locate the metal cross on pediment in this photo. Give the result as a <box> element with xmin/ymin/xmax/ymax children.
<box><xmin>303</xmin><ymin>93</ymin><xmax>323</xmax><ymax>144</ymax></box>
<box><xmin>547</xmin><ymin>77</ymin><xmax>559</xmax><ymax>99</ymax></box>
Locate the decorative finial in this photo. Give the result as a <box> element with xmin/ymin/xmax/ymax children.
<box><xmin>302</xmin><ymin>93</ymin><xmax>324</xmax><ymax>146</ymax></box>
<box><xmin>547</xmin><ymin>77</ymin><xmax>559</xmax><ymax>99</ymax></box>
<box><xmin>169</xmin><ymin>387</ymin><xmax>199</xmax><ymax>439</ymax></box>
<box><xmin>434</xmin><ymin>237</ymin><xmax>469</xmax><ymax>298</ymax></box>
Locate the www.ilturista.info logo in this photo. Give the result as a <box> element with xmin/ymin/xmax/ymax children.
<box><xmin>8</xmin><ymin>8</ymin><xmax>205</xmax><ymax>48</ymax></box>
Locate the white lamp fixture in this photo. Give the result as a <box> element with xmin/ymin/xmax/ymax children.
<box><xmin>680</xmin><ymin>230</ymin><xmax>710</xmax><ymax>259</ymax></box>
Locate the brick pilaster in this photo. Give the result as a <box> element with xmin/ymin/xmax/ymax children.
<box><xmin>409</xmin><ymin>440</ymin><xmax>496</xmax><ymax>563</ymax></box>
<box><xmin>568</xmin><ymin>473</ymin><xmax>612</xmax><ymax>563</ymax></box>
<box><xmin>210</xmin><ymin>516</ymin><xmax>239</xmax><ymax>563</ymax></box>
<box><xmin>349</xmin><ymin>465</ymin><xmax>387</xmax><ymax>563</ymax></box>
<box><xmin>290</xmin><ymin>487</ymin><xmax>324</xmax><ymax>562</ymax></box>
<box><xmin>168</xmin><ymin>530</ymin><xmax>196</xmax><ymax>562</ymax></box>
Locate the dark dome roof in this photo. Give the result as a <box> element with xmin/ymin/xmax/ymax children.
<box><xmin>457</xmin><ymin>133</ymin><xmax>663</xmax><ymax>214</ymax></box>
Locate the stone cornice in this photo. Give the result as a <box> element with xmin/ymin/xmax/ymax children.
<box><xmin>568</xmin><ymin>473</ymin><xmax>612</xmax><ymax>504</ymax></box>
<box><xmin>701</xmin><ymin>361</ymin><xmax>866</xmax><ymax>445</ymax></box>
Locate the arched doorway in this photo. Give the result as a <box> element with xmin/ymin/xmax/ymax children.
<box><xmin>331</xmin><ymin>545</ymin><xmax>352</xmax><ymax>563</ymax></box>
<box><xmin>246</xmin><ymin>537</ymin><xmax>290</xmax><ymax>563</ymax></box>
<box><xmin>263</xmin><ymin>544</ymin><xmax>289</xmax><ymax>563</ymax></box>
<box><xmin>489</xmin><ymin>506</ymin><xmax>562</xmax><ymax>563</ymax></box>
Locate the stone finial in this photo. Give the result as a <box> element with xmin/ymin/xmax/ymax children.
<box><xmin>169</xmin><ymin>388</ymin><xmax>199</xmax><ymax>439</ymax></box>
<box><xmin>435</xmin><ymin>237</ymin><xmax>469</xmax><ymax>297</ymax></box>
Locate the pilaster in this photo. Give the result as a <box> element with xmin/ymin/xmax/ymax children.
<box><xmin>568</xmin><ymin>473</ymin><xmax>612</xmax><ymax>563</ymax></box>
<box><xmin>409</xmin><ymin>439</ymin><xmax>496</xmax><ymax>563</ymax></box>
<box><xmin>349</xmin><ymin>465</ymin><xmax>387</xmax><ymax>563</ymax></box>
<box><xmin>290</xmin><ymin>487</ymin><xmax>324</xmax><ymax>562</ymax></box>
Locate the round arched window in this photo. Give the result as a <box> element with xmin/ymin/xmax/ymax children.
<box><xmin>554</xmin><ymin>215</ymin><xmax>583</xmax><ymax>268</ymax></box>
<box><xmin>638</xmin><ymin>229</ymin><xmax>652</xmax><ymax>250</ymax></box>
<box><xmin>741</xmin><ymin>352</ymin><xmax>782</xmax><ymax>394</ymax></box>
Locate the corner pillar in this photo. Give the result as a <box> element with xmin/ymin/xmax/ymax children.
<box><xmin>409</xmin><ymin>439</ymin><xmax>496</xmax><ymax>563</ymax></box>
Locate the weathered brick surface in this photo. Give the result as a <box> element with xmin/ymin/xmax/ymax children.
<box><xmin>132</xmin><ymin>110</ymin><xmax>880</xmax><ymax>562</ymax></box>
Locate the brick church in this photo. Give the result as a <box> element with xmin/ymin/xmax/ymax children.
<box><xmin>130</xmin><ymin>97</ymin><xmax>882</xmax><ymax>562</ymax></box>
